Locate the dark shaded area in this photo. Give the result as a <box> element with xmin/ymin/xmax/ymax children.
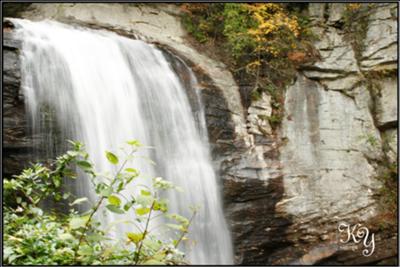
<box><xmin>3</xmin><ymin>3</ymin><xmax>32</xmax><ymax>18</ymax></box>
<box><xmin>284</xmin><ymin>3</ymin><xmax>309</xmax><ymax>13</ymax></box>
<box><xmin>3</xmin><ymin>30</ymin><xmax>33</xmax><ymax>178</ymax></box>
<box><xmin>223</xmin><ymin>174</ymin><xmax>294</xmax><ymax>264</ymax></box>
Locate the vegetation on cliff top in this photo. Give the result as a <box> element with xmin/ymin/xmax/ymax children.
<box><xmin>4</xmin><ymin>140</ymin><xmax>194</xmax><ymax>265</ymax></box>
<box><xmin>180</xmin><ymin>3</ymin><xmax>317</xmax><ymax>126</ymax></box>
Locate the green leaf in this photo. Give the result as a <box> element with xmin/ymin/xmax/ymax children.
<box><xmin>167</xmin><ymin>213</ymin><xmax>189</xmax><ymax>226</ymax></box>
<box><xmin>87</xmin><ymin>233</ymin><xmax>109</xmax><ymax>242</ymax></box>
<box><xmin>100</xmin><ymin>185</ymin><xmax>113</xmax><ymax>197</ymax></box>
<box><xmin>68</xmin><ymin>140</ymin><xmax>83</xmax><ymax>149</ymax></box>
<box><xmin>3</xmin><ymin>246</ymin><xmax>13</xmax><ymax>261</ymax></box>
<box><xmin>125</xmin><ymin>168</ymin><xmax>139</xmax><ymax>178</ymax></box>
<box><xmin>117</xmin><ymin>181</ymin><xmax>124</xmax><ymax>192</ymax></box>
<box><xmin>64</xmin><ymin>169</ymin><xmax>77</xmax><ymax>179</ymax></box>
<box><xmin>8</xmin><ymin>254</ymin><xmax>22</xmax><ymax>264</ymax></box>
<box><xmin>55</xmin><ymin>192</ymin><xmax>62</xmax><ymax>201</ymax></box>
<box><xmin>106</xmin><ymin>204</ymin><xmax>125</xmax><ymax>214</ymax></box>
<box><xmin>140</xmin><ymin>190</ymin><xmax>151</xmax><ymax>196</ymax></box>
<box><xmin>105</xmin><ymin>151</ymin><xmax>119</xmax><ymax>165</ymax></box>
<box><xmin>127</xmin><ymin>232</ymin><xmax>143</xmax><ymax>244</ymax></box>
<box><xmin>108</xmin><ymin>195</ymin><xmax>121</xmax><ymax>206</ymax></box>
<box><xmin>30</xmin><ymin>207</ymin><xmax>43</xmax><ymax>216</ymax></box>
<box><xmin>123</xmin><ymin>201</ymin><xmax>134</xmax><ymax>211</ymax></box>
<box><xmin>70</xmin><ymin>197</ymin><xmax>89</xmax><ymax>206</ymax></box>
<box><xmin>78</xmin><ymin>245</ymin><xmax>93</xmax><ymax>256</ymax></box>
<box><xmin>67</xmin><ymin>150</ymin><xmax>79</xmax><ymax>157</ymax></box>
<box><xmin>136</xmin><ymin>207</ymin><xmax>150</xmax><ymax>216</ymax></box>
<box><xmin>127</xmin><ymin>140</ymin><xmax>142</xmax><ymax>147</ymax></box>
<box><xmin>153</xmin><ymin>200</ymin><xmax>168</xmax><ymax>212</ymax></box>
<box><xmin>69</xmin><ymin>215</ymin><xmax>90</xmax><ymax>229</ymax></box>
<box><xmin>52</xmin><ymin>176</ymin><xmax>61</xmax><ymax>187</ymax></box>
<box><xmin>59</xmin><ymin>233</ymin><xmax>74</xmax><ymax>240</ymax></box>
<box><xmin>153</xmin><ymin>177</ymin><xmax>173</xmax><ymax>189</ymax></box>
<box><xmin>136</xmin><ymin>195</ymin><xmax>153</xmax><ymax>207</ymax></box>
<box><xmin>77</xmin><ymin>160</ymin><xmax>92</xmax><ymax>169</ymax></box>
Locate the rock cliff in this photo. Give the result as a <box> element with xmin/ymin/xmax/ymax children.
<box><xmin>3</xmin><ymin>3</ymin><xmax>397</xmax><ymax>265</ymax></box>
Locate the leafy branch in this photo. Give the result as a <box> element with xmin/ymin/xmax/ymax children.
<box><xmin>73</xmin><ymin>147</ymin><xmax>136</xmax><ymax>261</ymax></box>
<box><xmin>4</xmin><ymin>139</ymin><xmax>194</xmax><ymax>265</ymax></box>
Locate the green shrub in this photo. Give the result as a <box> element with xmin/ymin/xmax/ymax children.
<box><xmin>181</xmin><ymin>3</ymin><xmax>314</xmax><ymax>126</ymax></box>
<box><xmin>180</xmin><ymin>3</ymin><xmax>225</xmax><ymax>44</ymax></box>
<box><xmin>222</xmin><ymin>4</ymin><xmax>258</xmax><ymax>59</ymax></box>
<box><xmin>3</xmin><ymin>140</ymin><xmax>195</xmax><ymax>265</ymax></box>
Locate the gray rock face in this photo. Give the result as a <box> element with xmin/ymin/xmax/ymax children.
<box><xmin>361</xmin><ymin>4</ymin><xmax>397</xmax><ymax>71</ymax></box>
<box><xmin>383</xmin><ymin>128</ymin><xmax>398</xmax><ymax>165</ymax></box>
<box><xmin>246</xmin><ymin>93</ymin><xmax>273</xmax><ymax>136</ymax></box>
<box><xmin>277</xmin><ymin>3</ymin><xmax>397</xmax><ymax>264</ymax></box>
<box><xmin>375</xmin><ymin>77</ymin><xmax>398</xmax><ymax>128</ymax></box>
<box><xmin>3</xmin><ymin>3</ymin><xmax>397</xmax><ymax>265</ymax></box>
<box><xmin>281</xmin><ymin>73</ymin><xmax>380</xmax><ymax>229</ymax></box>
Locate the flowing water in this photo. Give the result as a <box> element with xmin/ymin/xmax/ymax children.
<box><xmin>11</xmin><ymin>18</ymin><xmax>233</xmax><ymax>264</ymax></box>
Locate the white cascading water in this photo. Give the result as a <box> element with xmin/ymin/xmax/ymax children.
<box><xmin>11</xmin><ymin>18</ymin><xmax>233</xmax><ymax>264</ymax></box>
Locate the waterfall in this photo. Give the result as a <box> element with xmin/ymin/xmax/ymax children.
<box><xmin>11</xmin><ymin>18</ymin><xmax>233</xmax><ymax>264</ymax></box>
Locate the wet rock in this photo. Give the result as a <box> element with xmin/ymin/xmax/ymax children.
<box><xmin>3</xmin><ymin>30</ymin><xmax>34</xmax><ymax>177</ymax></box>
